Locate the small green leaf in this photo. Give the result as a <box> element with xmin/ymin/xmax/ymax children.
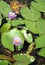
<box><xmin>25</xmin><ymin>20</ymin><xmax>38</xmax><ymax>33</ymax></box>
<box><xmin>21</xmin><ymin>7</ymin><xmax>30</xmax><ymax>20</ymax></box>
<box><xmin>0</xmin><ymin>1</ymin><xmax>11</xmax><ymax>16</ymax></box>
<box><xmin>29</xmin><ymin>7</ymin><xmax>41</xmax><ymax>21</ymax></box>
<box><xmin>21</xmin><ymin>29</ymin><xmax>33</xmax><ymax>43</ymax></box>
<box><xmin>12</xmin><ymin>19</ymin><xmax>25</xmax><ymax>26</ymax></box>
<box><xmin>38</xmin><ymin>48</ymin><xmax>45</xmax><ymax>57</ymax></box>
<box><xmin>35</xmin><ymin>0</ymin><xmax>45</xmax><ymax>4</ymax></box>
<box><xmin>37</xmin><ymin>19</ymin><xmax>45</xmax><ymax>34</ymax></box>
<box><xmin>1</xmin><ymin>23</ymin><xmax>11</xmax><ymax>34</ymax></box>
<box><xmin>1</xmin><ymin>33</ymin><xmax>14</xmax><ymax>51</ymax></box>
<box><xmin>0</xmin><ymin>13</ymin><xmax>2</xmax><ymax>19</ymax></box>
<box><xmin>35</xmin><ymin>35</ymin><xmax>45</xmax><ymax>49</ymax></box>
<box><xmin>13</xmin><ymin>54</ymin><xmax>35</xmax><ymax>65</ymax></box>
<box><xmin>31</xmin><ymin>1</ymin><xmax>45</xmax><ymax>12</ymax></box>
<box><xmin>0</xmin><ymin>60</ymin><xmax>9</xmax><ymax>65</ymax></box>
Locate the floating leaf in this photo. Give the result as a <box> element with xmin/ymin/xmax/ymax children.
<box><xmin>21</xmin><ymin>7</ymin><xmax>30</xmax><ymax>20</ymax></box>
<box><xmin>0</xmin><ymin>13</ymin><xmax>2</xmax><ymax>19</ymax></box>
<box><xmin>13</xmin><ymin>54</ymin><xmax>35</xmax><ymax>65</ymax></box>
<box><xmin>21</xmin><ymin>6</ymin><xmax>40</xmax><ymax>21</ymax></box>
<box><xmin>37</xmin><ymin>48</ymin><xmax>45</xmax><ymax>57</ymax></box>
<box><xmin>31</xmin><ymin>1</ymin><xmax>45</xmax><ymax>12</ymax></box>
<box><xmin>0</xmin><ymin>1</ymin><xmax>11</xmax><ymax>16</ymax></box>
<box><xmin>1</xmin><ymin>29</ymin><xmax>24</xmax><ymax>51</ymax></box>
<box><xmin>25</xmin><ymin>20</ymin><xmax>38</xmax><ymax>33</ymax></box>
<box><xmin>37</xmin><ymin>19</ymin><xmax>45</xmax><ymax>34</ymax></box>
<box><xmin>1</xmin><ymin>23</ymin><xmax>11</xmax><ymax>34</ymax></box>
<box><xmin>12</xmin><ymin>19</ymin><xmax>25</xmax><ymax>26</ymax></box>
<box><xmin>35</xmin><ymin>35</ymin><xmax>45</xmax><ymax>49</ymax></box>
<box><xmin>35</xmin><ymin>0</ymin><xmax>45</xmax><ymax>4</ymax></box>
<box><xmin>21</xmin><ymin>29</ymin><xmax>33</xmax><ymax>43</ymax></box>
<box><xmin>1</xmin><ymin>33</ymin><xmax>14</xmax><ymax>51</ymax></box>
<box><xmin>29</xmin><ymin>7</ymin><xmax>41</xmax><ymax>21</ymax></box>
<box><xmin>0</xmin><ymin>60</ymin><xmax>9</xmax><ymax>65</ymax></box>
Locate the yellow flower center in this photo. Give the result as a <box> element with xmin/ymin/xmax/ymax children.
<box><xmin>16</xmin><ymin>40</ymin><xmax>19</xmax><ymax>43</ymax></box>
<box><xmin>12</xmin><ymin>4</ymin><xmax>18</xmax><ymax>9</ymax></box>
<box><xmin>10</xmin><ymin>14</ymin><xmax>13</xmax><ymax>16</ymax></box>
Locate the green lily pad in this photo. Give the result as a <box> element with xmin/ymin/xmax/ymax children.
<box><xmin>13</xmin><ymin>54</ymin><xmax>35</xmax><ymax>65</ymax></box>
<box><xmin>21</xmin><ymin>29</ymin><xmax>33</xmax><ymax>43</ymax></box>
<box><xmin>0</xmin><ymin>1</ymin><xmax>11</xmax><ymax>16</ymax></box>
<box><xmin>0</xmin><ymin>60</ymin><xmax>9</xmax><ymax>65</ymax></box>
<box><xmin>1</xmin><ymin>33</ymin><xmax>14</xmax><ymax>51</ymax></box>
<box><xmin>1</xmin><ymin>29</ymin><xmax>24</xmax><ymax>51</ymax></box>
<box><xmin>29</xmin><ymin>7</ymin><xmax>41</xmax><ymax>21</ymax></box>
<box><xmin>35</xmin><ymin>0</ymin><xmax>45</xmax><ymax>4</ymax></box>
<box><xmin>37</xmin><ymin>48</ymin><xmax>45</xmax><ymax>57</ymax></box>
<box><xmin>21</xmin><ymin>7</ymin><xmax>30</xmax><ymax>20</ymax></box>
<box><xmin>37</xmin><ymin>19</ymin><xmax>45</xmax><ymax>34</ymax></box>
<box><xmin>25</xmin><ymin>20</ymin><xmax>38</xmax><ymax>33</ymax></box>
<box><xmin>0</xmin><ymin>13</ymin><xmax>2</xmax><ymax>19</ymax></box>
<box><xmin>21</xmin><ymin>6</ymin><xmax>40</xmax><ymax>21</ymax></box>
<box><xmin>1</xmin><ymin>23</ymin><xmax>11</xmax><ymax>34</ymax></box>
<box><xmin>12</xmin><ymin>19</ymin><xmax>25</xmax><ymax>26</ymax></box>
<box><xmin>31</xmin><ymin>1</ymin><xmax>45</xmax><ymax>12</ymax></box>
<box><xmin>35</xmin><ymin>35</ymin><xmax>45</xmax><ymax>49</ymax></box>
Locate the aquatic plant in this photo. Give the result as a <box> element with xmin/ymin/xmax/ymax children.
<box><xmin>0</xmin><ymin>0</ymin><xmax>45</xmax><ymax>65</ymax></box>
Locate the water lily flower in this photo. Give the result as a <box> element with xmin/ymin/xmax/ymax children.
<box><xmin>8</xmin><ymin>12</ymin><xmax>17</xmax><ymax>20</ymax></box>
<box><xmin>13</xmin><ymin>37</ymin><xmax>22</xmax><ymax>46</ymax></box>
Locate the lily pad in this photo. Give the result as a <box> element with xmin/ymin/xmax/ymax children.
<box><xmin>35</xmin><ymin>0</ymin><xmax>45</xmax><ymax>4</ymax></box>
<box><xmin>21</xmin><ymin>7</ymin><xmax>30</xmax><ymax>20</ymax></box>
<box><xmin>25</xmin><ymin>20</ymin><xmax>38</xmax><ymax>33</ymax></box>
<box><xmin>1</xmin><ymin>23</ymin><xmax>11</xmax><ymax>34</ymax></box>
<box><xmin>13</xmin><ymin>54</ymin><xmax>35</xmax><ymax>65</ymax></box>
<box><xmin>21</xmin><ymin>29</ymin><xmax>33</xmax><ymax>43</ymax></box>
<box><xmin>35</xmin><ymin>35</ymin><xmax>45</xmax><ymax>49</ymax></box>
<box><xmin>37</xmin><ymin>48</ymin><xmax>45</xmax><ymax>57</ymax></box>
<box><xmin>12</xmin><ymin>19</ymin><xmax>25</xmax><ymax>26</ymax></box>
<box><xmin>0</xmin><ymin>1</ymin><xmax>11</xmax><ymax>16</ymax></box>
<box><xmin>29</xmin><ymin>7</ymin><xmax>41</xmax><ymax>21</ymax></box>
<box><xmin>1</xmin><ymin>29</ymin><xmax>24</xmax><ymax>51</ymax></box>
<box><xmin>0</xmin><ymin>13</ymin><xmax>2</xmax><ymax>19</ymax></box>
<box><xmin>37</xmin><ymin>19</ymin><xmax>45</xmax><ymax>34</ymax></box>
<box><xmin>31</xmin><ymin>1</ymin><xmax>45</xmax><ymax>12</ymax></box>
<box><xmin>0</xmin><ymin>60</ymin><xmax>9</xmax><ymax>65</ymax></box>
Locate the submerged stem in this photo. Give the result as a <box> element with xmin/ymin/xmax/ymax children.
<box><xmin>0</xmin><ymin>54</ymin><xmax>15</xmax><ymax>63</ymax></box>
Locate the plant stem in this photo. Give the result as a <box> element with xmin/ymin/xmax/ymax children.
<box><xmin>26</xmin><ymin>43</ymin><xmax>36</xmax><ymax>55</ymax></box>
<box><xmin>0</xmin><ymin>55</ymin><xmax>15</xmax><ymax>63</ymax></box>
